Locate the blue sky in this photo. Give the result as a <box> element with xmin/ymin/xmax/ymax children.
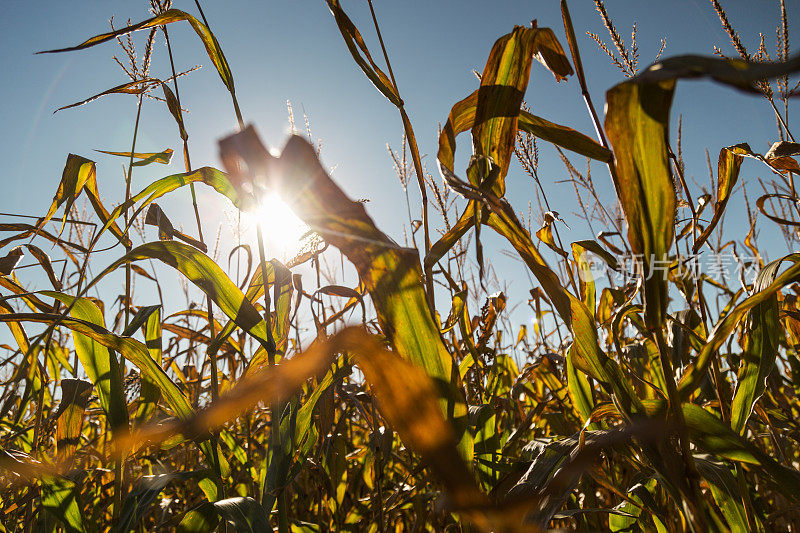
<box><xmin>0</xmin><ymin>0</ymin><xmax>797</xmax><ymax>337</ymax></box>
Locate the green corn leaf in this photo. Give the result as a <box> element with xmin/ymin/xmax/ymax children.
<box><xmin>0</xmin><ymin>312</ymin><xmax>227</xmax><ymax>477</ymax></box>
<box><xmin>213</xmin><ymin>497</ymin><xmax>270</xmax><ymax>532</ymax></box>
<box><xmin>42</xmin><ymin>292</ymin><xmax>129</xmax><ymax>433</ymax></box>
<box><xmin>97</xmin><ymin>166</ymin><xmax>254</xmax><ymax>242</ymax></box>
<box><xmin>566</xmin><ymin>347</ymin><xmax>594</xmax><ymax>426</ymax></box>
<box><xmin>424</xmin><ymin>203</ymin><xmax>474</xmax><ymax>275</ymax></box>
<box><xmin>135</xmin><ymin>306</ymin><xmax>162</xmax><ymax>424</ymax></box>
<box><xmin>0</xmin><ymin>312</ymin><xmax>191</xmax><ymax>421</ymax></box>
<box><xmin>38</xmin><ymin>154</ymin><xmax>130</xmax><ymax>247</ymax></box>
<box><xmin>54</xmin><ymin>379</ymin><xmax>92</xmax><ymax>464</ymax></box>
<box><xmin>88</xmin><ymin>241</ymin><xmax>272</xmax><ymax>351</ymax></box>
<box><xmin>608</xmin><ymin>479</ymin><xmax>667</xmax><ymax>533</ymax></box>
<box><xmin>730</xmin><ymin>259</ymin><xmax>785</xmax><ymax>434</ymax></box>
<box><xmin>679</xmin><ymin>254</ymin><xmax>800</xmax><ymax>398</ymax></box>
<box><xmin>642</xmin><ymin>401</ymin><xmax>800</xmax><ymax>498</ymax></box>
<box><xmin>471</xmin><ymin>26</ymin><xmax>572</xmax><ymax>195</ymax></box>
<box><xmin>694</xmin><ymin>456</ymin><xmax>757</xmax><ymax>532</ymax></box>
<box><xmin>605</xmin><ymin>79</ymin><xmax>676</xmax><ymax>329</ymax></box>
<box><xmin>244</xmin><ymin>260</ymin><xmax>292</xmax><ymax>371</ymax></box>
<box><xmin>41</xmin><ymin>475</ymin><xmax>87</xmax><ymax>533</ymax></box>
<box><xmin>178</xmin><ymin>502</ymin><xmax>220</xmax><ymax>533</ymax></box>
<box><xmin>437</xmin><ymin>92</ymin><xmax>605</xmax><ymax>199</ymax></box>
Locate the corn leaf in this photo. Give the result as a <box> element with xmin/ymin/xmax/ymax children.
<box><xmin>54</xmin><ymin>78</ymin><xmax>156</xmax><ymax>113</ymax></box>
<box><xmin>24</xmin><ymin>244</ymin><xmax>62</xmax><ymax>290</ymax></box>
<box><xmin>128</xmin><ymin>327</ymin><xmax>494</xmax><ymax>519</ymax></box>
<box><xmin>96</xmin><ymin>148</ymin><xmax>174</xmax><ymax>167</ymax></box>
<box><xmin>643</xmin><ymin>401</ymin><xmax>800</xmax><ymax>497</ymax></box>
<box><xmin>472</xmin><ymin>26</ymin><xmax>572</xmax><ymax>195</ymax></box>
<box><xmin>221</xmin><ymin>130</ymin><xmax>473</xmax><ymax>459</ymax></box>
<box><xmin>694</xmin><ymin>456</ymin><xmax>754</xmax><ymax>532</ymax></box>
<box><xmin>98</xmin><ymin>167</ymin><xmax>254</xmax><ymax>242</ymax></box>
<box><xmin>54</xmin><ymin>379</ymin><xmax>92</xmax><ymax>464</ymax></box>
<box><xmin>633</xmin><ymin>53</ymin><xmax>800</xmax><ymax>94</ymax></box>
<box><xmin>178</xmin><ymin>502</ymin><xmax>220</xmax><ymax>532</ymax></box>
<box><xmin>324</xmin><ymin>0</ymin><xmax>401</xmax><ymax>107</ymax></box>
<box><xmin>162</xmin><ymin>82</ymin><xmax>188</xmax><ymax>141</ymax></box>
<box><xmin>693</xmin><ymin>144</ymin><xmax>749</xmax><ymax>252</ymax></box>
<box><xmin>43</xmin><ymin>292</ymin><xmax>129</xmax><ymax>433</ymax></box>
<box><xmin>730</xmin><ymin>258</ymin><xmax>784</xmax><ymax>434</ymax></box>
<box><xmin>679</xmin><ymin>255</ymin><xmax>800</xmax><ymax>398</ymax></box>
<box><xmin>40</xmin><ymin>9</ymin><xmax>235</xmax><ymax>95</ymax></box>
<box><xmin>41</xmin><ymin>475</ymin><xmax>86</xmax><ymax>533</ymax></box>
<box><xmin>605</xmin><ymin>79</ymin><xmax>676</xmax><ymax>329</ymax></box>
<box><xmin>38</xmin><ymin>154</ymin><xmax>130</xmax><ymax>247</ymax></box>
<box><xmin>89</xmin><ymin>241</ymin><xmax>272</xmax><ymax>351</ymax></box>
<box><xmin>518</xmin><ymin>111</ymin><xmax>612</xmax><ymax>162</ymax></box>
<box><xmin>135</xmin><ymin>306</ymin><xmax>162</xmax><ymax>424</ymax></box>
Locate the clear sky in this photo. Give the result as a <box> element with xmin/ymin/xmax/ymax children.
<box><xmin>0</xmin><ymin>0</ymin><xmax>797</xmax><ymax>334</ymax></box>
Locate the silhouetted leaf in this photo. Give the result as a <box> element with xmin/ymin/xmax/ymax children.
<box><xmin>324</xmin><ymin>0</ymin><xmax>401</xmax><ymax>107</ymax></box>
<box><xmin>97</xmin><ymin>147</ymin><xmax>174</xmax><ymax>167</ymax></box>
<box><xmin>40</xmin><ymin>9</ymin><xmax>235</xmax><ymax>94</ymax></box>
<box><xmin>55</xmin><ymin>78</ymin><xmax>156</xmax><ymax>113</ymax></box>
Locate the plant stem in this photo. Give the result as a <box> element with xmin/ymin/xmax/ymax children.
<box><xmin>161</xmin><ymin>25</ymin><xmax>229</xmax><ymax>503</ymax></box>
<box><xmin>366</xmin><ymin>0</ymin><xmax>435</xmax><ymax>312</ymax></box>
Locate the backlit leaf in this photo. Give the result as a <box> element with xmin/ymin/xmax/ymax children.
<box><xmin>41</xmin><ymin>475</ymin><xmax>86</xmax><ymax>533</ymax></box>
<box><xmin>54</xmin><ymin>379</ymin><xmax>92</xmax><ymax>463</ymax></box>
<box><xmin>88</xmin><ymin>241</ymin><xmax>272</xmax><ymax>352</ymax></box>
<box><xmin>693</xmin><ymin>144</ymin><xmax>749</xmax><ymax>252</ymax></box>
<box><xmin>220</xmin><ymin>130</ymin><xmax>472</xmax><ymax>459</ymax></box>
<box><xmin>605</xmin><ymin>78</ymin><xmax>676</xmax><ymax>329</ymax></box>
<box><xmin>730</xmin><ymin>258</ymin><xmax>784</xmax><ymax>434</ymax></box>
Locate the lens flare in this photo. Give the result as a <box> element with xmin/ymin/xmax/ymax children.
<box><xmin>248</xmin><ymin>194</ymin><xmax>308</xmax><ymax>258</ymax></box>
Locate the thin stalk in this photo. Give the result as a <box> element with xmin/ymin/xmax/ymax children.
<box><xmin>162</xmin><ymin>26</ymin><xmax>219</xmax><ymax>401</ymax></box>
<box><xmin>193</xmin><ymin>0</ymin><xmax>285</xmax><ymax>517</ymax></box>
<box><xmin>769</xmin><ymin>96</ymin><xmax>796</xmax><ymax>142</ymax></box>
<box><xmin>201</xmin><ymin>0</ymin><xmax>286</xmax><ymax>513</ymax></box>
<box><xmin>652</xmin><ymin>327</ymin><xmax>708</xmax><ymax>531</ymax></box>
<box><xmin>160</xmin><ymin>25</ymin><xmax>228</xmax><ymax>502</ymax></box>
<box><xmin>113</xmin><ymin>90</ymin><xmax>145</xmax><ymax>522</ymax></box>
<box><xmin>366</xmin><ymin>0</ymin><xmax>435</xmax><ymax>311</ymax></box>
<box><xmin>561</xmin><ymin>0</ymin><xmax>608</xmax><ymax>148</ymax></box>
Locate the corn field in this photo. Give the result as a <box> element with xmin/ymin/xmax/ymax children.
<box><xmin>2</xmin><ymin>0</ymin><xmax>800</xmax><ymax>531</ymax></box>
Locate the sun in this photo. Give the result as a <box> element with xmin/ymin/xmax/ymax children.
<box><xmin>248</xmin><ymin>194</ymin><xmax>309</xmax><ymax>258</ymax></box>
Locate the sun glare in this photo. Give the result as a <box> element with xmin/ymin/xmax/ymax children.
<box><xmin>249</xmin><ymin>194</ymin><xmax>308</xmax><ymax>258</ymax></box>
